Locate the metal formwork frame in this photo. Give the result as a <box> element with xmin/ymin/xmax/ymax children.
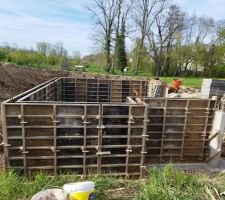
<box><xmin>1</xmin><ymin>77</ymin><xmax>219</xmax><ymax>178</ymax></box>
<box><xmin>17</xmin><ymin>77</ymin><xmax>148</xmax><ymax>104</ymax></box>
<box><xmin>2</xmin><ymin>101</ymin><xmax>147</xmax><ymax>177</ymax></box>
<box><xmin>144</xmin><ymin>98</ymin><xmax>217</xmax><ymax>163</ymax></box>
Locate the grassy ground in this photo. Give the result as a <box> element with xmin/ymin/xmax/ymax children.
<box><xmin>84</xmin><ymin>66</ymin><xmax>204</xmax><ymax>88</ymax></box>
<box><xmin>1</xmin><ymin>164</ymin><xmax>225</xmax><ymax>200</ymax></box>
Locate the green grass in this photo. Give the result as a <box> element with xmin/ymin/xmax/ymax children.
<box><xmin>83</xmin><ymin>66</ymin><xmax>204</xmax><ymax>88</ymax></box>
<box><xmin>1</xmin><ymin>165</ymin><xmax>225</xmax><ymax>200</ymax></box>
<box><xmin>134</xmin><ymin>164</ymin><xmax>209</xmax><ymax>200</ymax></box>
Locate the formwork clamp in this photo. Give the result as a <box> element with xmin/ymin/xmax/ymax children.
<box><xmin>81</xmin><ymin>146</ymin><xmax>89</xmax><ymax>153</ymax></box>
<box><xmin>201</xmin><ymin>131</ymin><xmax>207</xmax><ymax>137</ymax></box>
<box><xmin>128</xmin><ymin>115</ymin><xmax>135</xmax><ymax>124</ymax></box>
<box><xmin>142</xmin><ymin>134</ymin><xmax>149</xmax><ymax>137</ymax></box>
<box><xmin>0</xmin><ymin>142</ymin><xmax>11</xmax><ymax>147</ymax></box>
<box><xmin>50</xmin><ymin>146</ymin><xmax>60</xmax><ymax>153</ymax></box>
<box><xmin>205</xmin><ymin>108</ymin><xmax>211</xmax><ymax>114</ymax></box>
<box><xmin>17</xmin><ymin>114</ymin><xmax>22</xmax><ymax>119</ymax></box>
<box><xmin>96</xmin><ymin>151</ymin><xmax>111</xmax><ymax>155</ymax></box>
<box><xmin>52</xmin><ymin>120</ymin><xmax>60</xmax><ymax>123</ymax></box>
<box><xmin>20</xmin><ymin>121</ymin><xmax>28</xmax><ymax>124</ymax></box>
<box><xmin>18</xmin><ymin>146</ymin><xmax>29</xmax><ymax>154</ymax></box>
<box><xmin>82</xmin><ymin>121</ymin><xmax>90</xmax><ymax>124</ymax></box>
<box><xmin>95</xmin><ymin>145</ymin><xmax>100</xmax><ymax>150</ymax></box>
<box><xmin>96</xmin><ymin>115</ymin><xmax>101</xmax><ymax>119</ymax></box>
<box><xmin>143</xmin><ymin>119</ymin><xmax>150</xmax><ymax>123</ymax></box>
<box><xmin>185</xmin><ymin>108</ymin><xmax>190</xmax><ymax>114</ymax></box>
<box><xmin>97</xmin><ymin>125</ymin><xmax>105</xmax><ymax>129</ymax></box>
<box><xmin>126</xmin><ymin>145</ymin><xmax>132</xmax><ymax>153</ymax></box>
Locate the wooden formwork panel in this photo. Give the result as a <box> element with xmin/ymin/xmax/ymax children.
<box><xmin>3</xmin><ymin>103</ymin><xmax>146</xmax><ymax>177</ymax></box>
<box><xmin>144</xmin><ymin>98</ymin><xmax>216</xmax><ymax>163</ymax></box>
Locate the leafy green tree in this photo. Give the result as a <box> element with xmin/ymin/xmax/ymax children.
<box><xmin>0</xmin><ymin>47</ymin><xmax>9</xmax><ymax>61</ymax></box>
<box><xmin>116</xmin><ymin>20</ymin><xmax>127</xmax><ymax>72</ymax></box>
<box><xmin>36</xmin><ymin>42</ymin><xmax>51</xmax><ymax>56</ymax></box>
<box><xmin>10</xmin><ymin>49</ymin><xmax>29</xmax><ymax>65</ymax></box>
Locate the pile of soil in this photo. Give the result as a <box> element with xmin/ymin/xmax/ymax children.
<box><xmin>0</xmin><ymin>63</ymin><xmax>148</xmax><ymax>101</ymax></box>
<box><xmin>0</xmin><ymin>63</ymin><xmax>72</xmax><ymax>101</ymax></box>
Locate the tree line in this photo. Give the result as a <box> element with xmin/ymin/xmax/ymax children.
<box><xmin>88</xmin><ymin>0</ymin><xmax>225</xmax><ymax>77</ymax></box>
<box><xmin>0</xmin><ymin>42</ymin><xmax>81</xmax><ymax>70</ymax></box>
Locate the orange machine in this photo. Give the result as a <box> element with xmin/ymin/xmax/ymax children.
<box><xmin>172</xmin><ymin>79</ymin><xmax>182</xmax><ymax>91</ymax></box>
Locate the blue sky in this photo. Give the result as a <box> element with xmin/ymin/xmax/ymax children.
<box><xmin>0</xmin><ymin>0</ymin><xmax>225</xmax><ymax>56</ymax></box>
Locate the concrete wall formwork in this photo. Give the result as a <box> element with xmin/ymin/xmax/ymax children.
<box><xmin>1</xmin><ymin>77</ymin><xmax>221</xmax><ymax>178</ymax></box>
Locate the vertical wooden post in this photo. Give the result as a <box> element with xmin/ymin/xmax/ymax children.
<box><xmin>208</xmin><ymin>110</ymin><xmax>225</xmax><ymax>167</ymax></box>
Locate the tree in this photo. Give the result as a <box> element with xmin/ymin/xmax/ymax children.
<box><xmin>131</xmin><ymin>38</ymin><xmax>153</xmax><ymax>74</ymax></box>
<box><xmin>116</xmin><ymin>20</ymin><xmax>127</xmax><ymax>72</ymax></box>
<box><xmin>54</xmin><ymin>41</ymin><xmax>67</xmax><ymax>57</ymax></box>
<box><xmin>36</xmin><ymin>42</ymin><xmax>51</xmax><ymax>56</ymax></box>
<box><xmin>112</xmin><ymin>0</ymin><xmax>134</xmax><ymax>73</ymax></box>
<box><xmin>88</xmin><ymin>0</ymin><xmax>119</xmax><ymax>72</ymax></box>
<box><xmin>133</xmin><ymin>0</ymin><xmax>166</xmax><ymax>75</ymax></box>
<box><xmin>147</xmin><ymin>4</ymin><xmax>185</xmax><ymax>76</ymax></box>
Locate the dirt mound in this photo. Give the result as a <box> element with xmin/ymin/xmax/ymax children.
<box><xmin>0</xmin><ymin>64</ymin><xmax>148</xmax><ymax>101</ymax></box>
<box><xmin>0</xmin><ymin>63</ymin><xmax>71</xmax><ymax>101</ymax></box>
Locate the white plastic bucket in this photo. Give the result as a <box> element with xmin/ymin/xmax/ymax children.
<box><xmin>63</xmin><ymin>181</ymin><xmax>95</xmax><ymax>200</ymax></box>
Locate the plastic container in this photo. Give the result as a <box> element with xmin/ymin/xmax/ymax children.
<box><xmin>63</xmin><ymin>181</ymin><xmax>95</xmax><ymax>200</ymax></box>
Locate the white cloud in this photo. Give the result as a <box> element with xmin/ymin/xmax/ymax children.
<box><xmin>0</xmin><ymin>0</ymin><xmax>224</xmax><ymax>56</ymax></box>
<box><xmin>0</xmin><ymin>0</ymin><xmax>93</xmax><ymax>56</ymax></box>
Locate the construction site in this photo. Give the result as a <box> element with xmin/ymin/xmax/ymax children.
<box><xmin>1</xmin><ymin>66</ymin><xmax>225</xmax><ymax>179</ymax></box>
